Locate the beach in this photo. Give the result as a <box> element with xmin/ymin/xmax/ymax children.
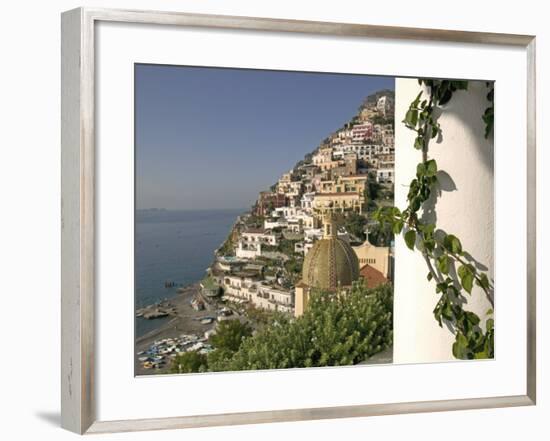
<box><xmin>135</xmin><ymin>283</ymin><xmax>247</xmax><ymax>375</ymax></box>
<box><xmin>136</xmin><ymin>284</ymin><xmax>207</xmax><ymax>375</ymax></box>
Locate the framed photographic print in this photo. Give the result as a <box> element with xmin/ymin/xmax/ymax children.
<box><xmin>61</xmin><ymin>7</ymin><xmax>536</xmax><ymax>434</ymax></box>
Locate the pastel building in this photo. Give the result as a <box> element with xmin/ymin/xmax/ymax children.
<box><xmin>353</xmin><ymin>238</ymin><xmax>392</xmax><ymax>280</ymax></box>
<box><xmin>312</xmin><ymin>192</ymin><xmax>364</xmax><ymax>213</ymax></box>
<box><xmin>351</xmin><ymin>122</ymin><xmax>373</xmax><ymax>141</ymax></box>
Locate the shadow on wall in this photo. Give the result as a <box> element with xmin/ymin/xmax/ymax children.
<box><xmin>417</xmin><ymin>79</ymin><xmax>495</xmax><ymax>311</ymax></box>
<box><xmin>419</xmin><ymin>79</ymin><xmax>494</xmax><ymax>225</ymax></box>
<box><xmin>440</xmin><ymin>80</ymin><xmax>494</xmax><ymax>175</ymax></box>
<box><xmin>422</xmin><ymin>81</ymin><xmax>494</xmax><ymax>223</ymax></box>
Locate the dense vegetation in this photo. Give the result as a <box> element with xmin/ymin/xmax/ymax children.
<box><xmin>171</xmin><ymin>282</ymin><xmax>393</xmax><ymax>373</ymax></box>
<box><xmin>243</xmin><ymin>214</ymin><xmax>265</xmax><ymax>228</ymax></box>
<box><xmin>170</xmin><ymin>351</ymin><xmax>208</xmax><ymax>374</ymax></box>
<box><xmin>170</xmin><ymin>320</ymin><xmax>252</xmax><ymax>374</ymax></box>
<box><xmin>340</xmin><ymin>212</ymin><xmax>367</xmax><ymax>242</ymax></box>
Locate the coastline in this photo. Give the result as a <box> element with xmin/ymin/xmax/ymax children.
<box><xmin>135</xmin><ymin>282</ymin><xmax>226</xmax><ymax>375</ymax></box>
<box><xmin>134</xmin><ymin>213</ymin><xmax>245</xmax><ymax>375</ymax></box>
<box><xmin>134</xmin><ymin>87</ymin><xmax>396</xmax><ymax>374</ymax></box>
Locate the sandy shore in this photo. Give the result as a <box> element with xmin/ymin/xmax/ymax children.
<box><xmin>135</xmin><ymin>283</ymin><xmax>221</xmax><ymax>375</ymax></box>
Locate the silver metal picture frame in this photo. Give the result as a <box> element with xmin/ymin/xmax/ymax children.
<box><xmin>61</xmin><ymin>7</ymin><xmax>536</xmax><ymax>435</ymax></box>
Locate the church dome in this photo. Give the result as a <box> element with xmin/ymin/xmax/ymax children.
<box><xmin>302</xmin><ymin>236</ymin><xmax>359</xmax><ymax>291</ymax></box>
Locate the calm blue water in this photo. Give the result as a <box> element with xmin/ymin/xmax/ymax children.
<box><xmin>135</xmin><ymin>209</ymin><xmax>243</xmax><ymax>337</ymax></box>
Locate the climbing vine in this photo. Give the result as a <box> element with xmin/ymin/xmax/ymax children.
<box><xmin>482</xmin><ymin>82</ymin><xmax>494</xmax><ymax>139</ymax></box>
<box><xmin>373</xmin><ymin>79</ymin><xmax>495</xmax><ymax>359</ymax></box>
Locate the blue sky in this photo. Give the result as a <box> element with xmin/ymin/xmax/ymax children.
<box><xmin>135</xmin><ymin>64</ymin><xmax>394</xmax><ymax>210</ymax></box>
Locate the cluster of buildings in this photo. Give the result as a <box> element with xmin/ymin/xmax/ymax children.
<box><xmin>204</xmin><ymin>91</ymin><xmax>395</xmax><ymax>317</ymax></box>
<box><xmin>270</xmin><ymin>92</ymin><xmax>395</xmax><ymax>213</ymax></box>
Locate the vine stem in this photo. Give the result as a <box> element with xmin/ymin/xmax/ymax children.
<box><xmin>422</xmin><ymin>251</ymin><xmax>442</xmax><ymax>284</ymax></box>
<box><xmin>421</xmin><ymin>91</ymin><xmax>434</xmax><ymax>163</ymax></box>
<box><xmin>385</xmin><ymin>79</ymin><xmax>495</xmax><ymax>359</ymax></box>
<box><xmin>404</xmin><ymin>215</ymin><xmax>494</xmax><ymax>309</ymax></box>
<box><xmin>448</xmin><ymin>251</ymin><xmax>495</xmax><ymax>308</ymax></box>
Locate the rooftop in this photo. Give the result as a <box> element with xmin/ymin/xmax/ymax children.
<box><xmin>359</xmin><ymin>264</ymin><xmax>389</xmax><ymax>289</ymax></box>
<box><xmin>243</xmin><ymin>228</ymin><xmax>266</xmax><ymax>234</ymax></box>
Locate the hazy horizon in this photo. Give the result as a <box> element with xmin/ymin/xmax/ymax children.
<box><xmin>135</xmin><ymin>64</ymin><xmax>394</xmax><ymax>210</ymax></box>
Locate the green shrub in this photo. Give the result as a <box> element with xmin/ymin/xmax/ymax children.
<box><xmin>170</xmin><ymin>351</ymin><xmax>208</xmax><ymax>374</ymax></box>
<box><xmin>209</xmin><ymin>282</ymin><xmax>393</xmax><ymax>371</ymax></box>
<box><xmin>209</xmin><ymin>319</ymin><xmax>253</xmax><ymax>352</ymax></box>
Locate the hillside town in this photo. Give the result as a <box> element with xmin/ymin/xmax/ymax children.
<box><xmin>136</xmin><ymin>89</ymin><xmax>396</xmax><ymax>373</ymax></box>
<box><xmin>204</xmin><ymin>90</ymin><xmax>395</xmax><ymax>314</ymax></box>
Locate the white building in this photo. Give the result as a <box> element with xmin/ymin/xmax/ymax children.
<box><xmin>264</xmin><ymin>218</ymin><xmax>287</xmax><ymax>230</ymax></box>
<box><xmin>302</xmin><ymin>227</ymin><xmax>350</xmax><ymax>255</ymax></box>
<box><xmin>300</xmin><ymin>192</ymin><xmax>315</xmax><ymax>211</ymax></box>
<box><xmin>236</xmin><ymin>241</ymin><xmax>262</xmax><ymax>259</ymax></box>
<box><xmin>376</xmin><ymin>166</ymin><xmax>395</xmax><ymax>184</ymax></box>
<box><xmin>241</xmin><ymin>229</ymin><xmax>279</xmax><ymax>246</ymax></box>
<box><xmin>255</xmin><ymin>284</ymin><xmax>294</xmax><ymax>313</ymax></box>
<box><xmin>273</xmin><ymin>206</ymin><xmax>298</xmax><ymax>218</ymax></box>
<box><xmin>312</xmin><ymin>146</ymin><xmax>333</xmax><ymax>166</ymax></box>
<box><xmin>221</xmin><ymin>276</ymin><xmax>293</xmax><ymax>313</ymax></box>
<box><xmin>222</xmin><ymin>275</ymin><xmax>258</xmax><ymax>300</ymax></box>
<box><xmin>377</xmin><ymin>95</ymin><xmax>394</xmax><ymax>116</ymax></box>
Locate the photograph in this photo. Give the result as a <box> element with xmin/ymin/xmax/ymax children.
<box><xmin>134</xmin><ymin>64</ymin><xmax>494</xmax><ymax>375</ymax></box>
<box><xmin>2</xmin><ymin>1</ymin><xmax>542</xmax><ymax>437</ymax></box>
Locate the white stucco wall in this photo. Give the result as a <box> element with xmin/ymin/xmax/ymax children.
<box><xmin>393</xmin><ymin>78</ymin><xmax>494</xmax><ymax>363</ymax></box>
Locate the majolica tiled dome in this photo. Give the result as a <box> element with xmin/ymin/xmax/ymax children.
<box><xmin>302</xmin><ymin>221</ymin><xmax>359</xmax><ymax>290</ymax></box>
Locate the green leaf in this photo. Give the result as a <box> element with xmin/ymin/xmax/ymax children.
<box><xmin>404</xmin><ymin>109</ymin><xmax>418</xmax><ymax>128</ymax></box>
<box><xmin>477</xmin><ymin>272</ymin><xmax>490</xmax><ymax>290</ymax></box>
<box><xmin>483</xmin><ymin>106</ymin><xmax>494</xmax><ymax>139</ymax></box>
<box><xmin>425</xmin><ymin>159</ymin><xmax>438</xmax><ymax>177</ymax></box>
<box><xmin>474</xmin><ymin>349</ymin><xmax>489</xmax><ymax>359</ymax></box>
<box><xmin>421</xmin><ymin>223</ymin><xmax>436</xmax><ymax>235</ymax></box>
<box><xmin>437</xmin><ymin>254</ymin><xmax>450</xmax><ymax>274</ymax></box>
<box><xmin>462</xmin><ymin>272</ymin><xmax>474</xmax><ymax>294</ymax></box>
<box><xmin>423</xmin><ymin>238</ymin><xmax>435</xmax><ymax>252</ymax></box>
<box><xmin>392</xmin><ymin>220</ymin><xmax>404</xmax><ymax>235</ymax></box>
<box><xmin>465</xmin><ymin>311</ymin><xmax>480</xmax><ymax>326</ymax></box>
<box><xmin>441</xmin><ymin>298</ymin><xmax>453</xmax><ymax>321</ymax></box>
<box><xmin>427</xmin><ymin>272</ymin><xmax>433</xmax><ymax>281</ymax></box>
<box><xmin>444</xmin><ymin>234</ymin><xmax>462</xmax><ymax>254</ymax></box>
<box><xmin>457</xmin><ymin>264</ymin><xmax>474</xmax><ymax>294</ymax></box>
<box><xmin>485</xmin><ymin>308</ymin><xmax>494</xmax><ymax>315</ymax></box>
<box><xmin>455</xmin><ymin>80</ymin><xmax>469</xmax><ymax>90</ymax></box>
<box><xmin>391</xmin><ymin>207</ymin><xmax>402</xmax><ymax>217</ymax></box>
<box><xmin>411</xmin><ymin>91</ymin><xmax>422</xmax><ymax>107</ymax></box>
<box><xmin>404</xmin><ymin>230</ymin><xmax>416</xmax><ymax>250</ymax></box>
<box><xmin>439</xmin><ymin>88</ymin><xmax>453</xmax><ymax>105</ymax></box>
<box><xmin>416</xmin><ymin>162</ymin><xmax>426</xmax><ymax>177</ymax></box>
<box><xmin>433</xmin><ymin>304</ymin><xmax>443</xmax><ymax>327</ymax></box>
<box><xmin>452</xmin><ymin>332</ymin><xmax>471</xmax><ymax>359</ymax></box>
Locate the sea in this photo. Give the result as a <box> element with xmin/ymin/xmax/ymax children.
<box><xmin>135</xmin><ymin>208</ymin><xmax>244</xmax><ymax>337</ymax></box>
